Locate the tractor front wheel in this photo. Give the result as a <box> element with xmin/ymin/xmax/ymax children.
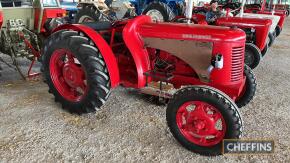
<box><xmin>275</xmin><ymin>26</ymin><xmax>282</xmax><ymax>37</ymax></box>
<box><xmin>261</xmin><ymin>41</ymin><xmax>269</xmax><ymax>57</ymax></box>
<box><xmin>166</xmin><ymin>86</ymin><xmax>243</xmax><ymax>156</ymax></box>
<box><xmin>236</xmin><ymin>65</ymin><xmax>256</xmax><ymax>108</ymax></box>
<box><xmin>142</xmin><ymin>2</ymin><xmax>175</xmax><ymax>22</ymax></box>
<box><xmin>244</xmin><ymin>43</ymin><xmax>262</xmax><ymax>69</ymax></box>
<box><xmin>267</xmin><ymin>32</ymin><xmax>275</xmax><ymax>47</ymax></box>
<box><xmin>42</xmin><ymin>30</ymin><xmax>111</xmax><ymax>114</ymax></box>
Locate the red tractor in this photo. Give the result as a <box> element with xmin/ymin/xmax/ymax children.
<box><xmin>41</xmin><ymin>15</ymin><xmax>257</xmax><ymax>155</ymax></box>
<box><xmin>244</xmin><ymin>0</ymin><xmax>287</xmax><ymax>36</ymax></box>
<box><xmin>176</xmin><ymin>5</ymin><xmax>272</xmax><ymax>70</ymax></box>
<box><xmin>0</xmin><ymin>0</ymin><xmax>65</xmax><ymax>78</ymax></box>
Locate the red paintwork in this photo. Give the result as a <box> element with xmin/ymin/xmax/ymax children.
<box><xmin>122</xmin><ymin>16</ymin><xmax>152</xmax><ymax>88</ymax></box>
<box><xmin>216</xmin><ymin>17</ymin><xmax>271</xmax><ymax>51</ymax></box>
<box><xmin>244</xmin><ymin>0</ymin><xmax>287</xmax><ymax>29</ymax></box>
<box><xmin>0</xmin><ymin>11</ymin><xmax>3</xmax><ymax>28</ymax></box>
<box><xmin>53</xmin><ymin>24</ymin><xmax>120</xmax><ymax>88</ymax></box>
<box><xmin>257</xmin><ymin>11</ymin><xmax>286</xmax><ymax>29</ymax></box>
<box><xmin>50</xmin><ymin>49</ymin><xmax>87</xmax><ymax>102</ymax></box>
<box><xmin>19</xmin><ymin>32</ymin><xmax>41</xmax><ymax>78</ymax></box>
<box><xmin>34</xmin><ymin>8</ymin><xmax>65</xmax><ymax>33</ymax></box>
<box><xmin>138</xmin><ymin>22</ymin><xmax>246</xmax><ymax>42</ymax></box>
<box><xmin>190</xmin><ymin>13</ymin><xmax>271</xmax><ymax>52</ymax></box>
<box><xmin>176</xmin><ymin>101</ymin><xmax>226</xmax><ymax>146</ymax></box>
<box><xmin>53</xmin><ymin>15</ymin><xmax>247</xmax><ymax>101</ymax></box>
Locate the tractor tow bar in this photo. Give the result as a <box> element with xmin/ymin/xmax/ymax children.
<box><xmin>18</xmin><ymin>32</ymin><xmax>41</xmax><ymax>79</ymax></box>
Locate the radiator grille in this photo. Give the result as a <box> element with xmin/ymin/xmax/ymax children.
<box><xmin>231</xmin><ymin>46</ymin><xmax>244</xmax><ymax>82</ymax></box>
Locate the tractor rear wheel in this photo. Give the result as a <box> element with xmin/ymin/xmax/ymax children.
<box><xmin>236</xmin><ymin>65</ymin><xmax>256</xmax><ymax>108</ymax></box>
<box><xmin>42</xmin><ymin>30</ymin><xmax>111</xmax><ymax>114</ymax></box>
<box><xmin>74</xmin><ymin>5</ymin><xmax>100</xmax><ymax>23</ymax></box>
<box><xmin>275</xmin><ymin>26</ymin><xmax>282</xmax><ymax>37</ymax></box>
<box><xmin>142</xmin><ymin>2</ymin><xmax>175</xmax><ymax>22</ymax></box>
<box><xmin>244</xmin><ymin>43</ymin><xmax>262</xmax><ymax>69</ymax></box>
<box><xmin>166</xmin><ymin>86</ymin><xmax>243</xmax><ymax>156</ymax></box>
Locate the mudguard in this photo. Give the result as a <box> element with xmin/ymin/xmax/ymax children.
<box><xmin>52</xmin><ymin>24</ymin><xmax>120</xmax><ymax>88</ymax></box>
<box><xmin>122</xmin><ymin>16</ymin><xmax>152</xmax><ymax>88</ymax></box>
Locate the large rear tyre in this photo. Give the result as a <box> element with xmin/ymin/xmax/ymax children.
<box><xmin>244</xmin><ymin>43</ymin><xmax>262</xmax><ymax>69</ymax></box>
<box><xmin>42</xmin><ymin>30</ymin><xmax>111</xmax><ymax>114</ymax></box>
<box><xmin>235</xmin><ymin>65</ymin><xmax>256</xmax><ymax>108</ymax></box>
<box><xmin>166</xmin><ymin>86</ymin><xmax>243</xmax><ymax>156</ymax></box>
<box><xmin>142</xmin><ymin>2</ymin><xmax>175</xmax><ymax>22</ymax></box>
<box><xmin>74</xmin><ymin>5</ymin><xmax>100</xmax><ymax>23</ymax></box>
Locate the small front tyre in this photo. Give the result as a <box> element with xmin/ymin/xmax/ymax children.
<box><xmin>267</xmin><ymin>32</ymin><xmax>275</xmax><ymax>47</ymax></box>
<box><xmin>235</xmin><ymin>65</ymin><xmax>256</xmax><ymax>108</ymax></box>
<box><xmin>244</xmin><ymin>43</ymin><xmax>262</xmax><ymax>69</ymax></box>
<box><xmin>166</xmin><ymin>86</ymin><xmax>243</xmax><ymax>156</ymax></box>
<box><xmin>275</xmin><ymin>26</ymin><xmax>282</xmax><ymax>37</ymax></box>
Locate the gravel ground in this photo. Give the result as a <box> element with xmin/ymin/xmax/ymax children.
<box><xmin>0</xmin><ymin>18</ymin><xmax>290</xmax><ymax>162</ymax></box>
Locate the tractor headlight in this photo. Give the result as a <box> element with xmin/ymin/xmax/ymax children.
<box><xmin>207</xmin><ymin>54</ymin><xmax>224</xmax><ymax>73</ymax></box>
<box><xmin>251</xmin><ymin>28</ymin><xmax>255</xmax><ymax>33</ymax></box>
<box><xmin>214</xmin><ymin>54</ymin><xmax>224</xmax><ymax>69</ymax></box>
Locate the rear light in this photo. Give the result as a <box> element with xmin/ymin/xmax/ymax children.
<box><xmin>231</xmin><ymin>46</ymin><xmax>244</xmax><ymax>82</ymax></box>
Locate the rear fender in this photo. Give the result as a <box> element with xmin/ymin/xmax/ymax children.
<box><xmin>53</xmin><ymin>24</ymin><xmax>120</xmax><ymax>88</ymax></box>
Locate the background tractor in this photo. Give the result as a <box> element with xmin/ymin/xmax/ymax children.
<box><xmin>74</xmin><ymin>0</ymin><xmax>136</xmax><ymax>23</ymax></box>
<box><xmin>0</xmin><ymin>0</ymin><xmax>65</xmax><ymax>79</ymax></box>
<box><xmin>135</xmin><ymin>0</ymin><xmax>185</xmax><ymax>21</ymax></box>
<box><xmin>242</xmin><ymin>0</ymin><xmax>287</xmax><ymax>36</ymax></box>
<box><xmin>74</xmin><ymin>0</ymin><xmax>185</xmax><ymax>23</ymax></box>
<box><xmin>59</xmin><ymin>0</ymin><xmax>78</xmax><ymax>23</ymax></box>
<box><xmin>173</xmin><ymin>0</ymin><xmax>272</xmax><ymax>69</ymax></box>
<box><xmin>41</xmin><ymin>0</ymin><xmax>258</xmax><ymax>155</ymax></box>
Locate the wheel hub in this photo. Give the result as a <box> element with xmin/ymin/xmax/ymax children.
<box><xmin>63</xmin><ymin>63</ymin><xmax>84</xmax><ymax>88</ymax></box>
<box><xmin>176</xmin><ymin>101</ymin><xmax>226</xmax><ymax>146</ymax></box>
<box><xmin>50</xmin><ymin>48</ymin><xmax>87</xmax><ymax>102</ymax></box>
<box><xmin>245</xmin><ymin>50</ymin><xmax>254</xmax><ymax>66</ymax></box>
<box><xmin>146</xmin><ymin>9</ymin><xmax>164</xmax><ymax>22</ymax></box>
<box><xmin>193</xmin><ymin>119</ymin><xmax>206</xmax><ymax>130</ymax></box>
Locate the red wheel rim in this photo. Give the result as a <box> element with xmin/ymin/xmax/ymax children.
<box><xmin>176</xmin><ymin>101</ymin><xmax>226</xmax><ymax>146</ymax></box>
<box><xmin>50</xmin><ymin>49</ymin><xmax>87</xmax><ymax>102</ymax></box>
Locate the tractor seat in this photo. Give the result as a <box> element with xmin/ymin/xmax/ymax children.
<box><xmin>82</xmin><ymin>21</ymin><xmax>112</xmax><ymax>31</ymax></box>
